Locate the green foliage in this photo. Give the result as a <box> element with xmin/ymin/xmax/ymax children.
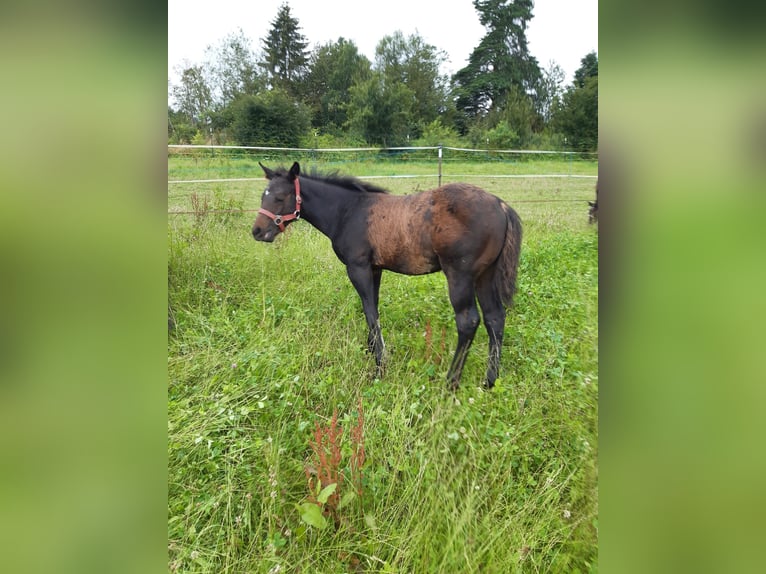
<box><xmin>167</xmin><ymin>4</ymin><xmax>596</xmax><ymax>149</ymax></box>
<box><xmin>298</xmin><ymin>130</ymin><xmax>369</xmax><ymax>150</ymax></box>
<box><xmin>260</xmin><ymin>3</ymin><xmax>309</xmax><ymax>93</ymax></box>
<box><xmin>375</xmin><ymin>31</ymin><xmax>450</xmax><ymax>138</ymax></box>
<box><xmin>464</xmin><ymin>88</ymin><xmax>537</xmax><ymax>149</ymax></box>
<box><xmin>297</xmin><ymin>501</ymin><xmax>327</xmax><ymax>530</ymax></box>
<box><xmin>413</xmin><ymin>119</ymin><xmax>462</xmax><ymax>147</ymax></box>
<box><xmin>342</xmin><ymin>31</ymin><xmax>453</xmax><ymax>146</ymax></box>
<box><xmin>171</xmin><ymin>65</ymin><xmax>213</xmax><ymax>127</ymax></box>
<box><xmin>485</xmin><ymin>120</ymin><xmax>521</xmax><ymax>149</ymax></box>
<box><xmin>303</xmin><ymin>38</ymin><xmax>372</xmax><ymax>131</ymax></box>
<box><xmin>537</xmin><ymin>60</ymin><xmax>566</xmax><ymax>123</ymax></box>
<box><xmin>191</xmin><ymin>130</ymin><xmax>208</xmax><ymax>146</ymax></box>
<box><xmin>204</xmin><ymin>28</ymin><xmax>265</xmax><ymax>108</ymax></box>
<box><xmin>230</xmin><ymin>89</ymin><xmax>310</xmax><ymax>147</ymax></box>
<box><xmin>346</xmin><ymin>72</ymin><xmax>414</xmax><ymax>146</ymax></box>
<box><xmin>316</xmin><ymin>483</ymin><xmax>337</xmax><ymax>505</ymax></box>
<box><xmin>574</xmin><ymin>51</ymin><xmax>598</xmax><ymax>89</ymax></box>
<box><xmin>168</xmin><ymin>166</ymin><xmax>598</xmax><ymax>572</ymax></box>
<box><xmin>555</xmin><ymin>60</ymin><xmax>598</xmax><ymax>152</ymax></box>
<box><xmin>168</xmin><ymin>107</ymin><xmax>197</xmax><ymax>144</ymax></box>
<box><xmin>453</xmin><ymin>0</ymin><xmax>541</xmax><ymax>123</ymax></box>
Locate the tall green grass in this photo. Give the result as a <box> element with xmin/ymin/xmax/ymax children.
<box><xmin>168</xmin><ymin>174</ymin><xmax>598</xmax><ymax>572</ymax></box>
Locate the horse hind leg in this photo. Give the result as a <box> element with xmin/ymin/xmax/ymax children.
<box><xmin>444</xmin><ymin>272</ymin><xmax>480</xmax><ymax>391</ymax></box>
<box><xmin>477</xmin><ymin>267</ymin><xmax>506</xmax><ymax>389</ymax></box>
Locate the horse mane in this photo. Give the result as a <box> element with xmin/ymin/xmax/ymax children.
<box><xmin>304</xmin><ymin>168</ymin><xmax>390</xmax><ymax>194</ymax></box>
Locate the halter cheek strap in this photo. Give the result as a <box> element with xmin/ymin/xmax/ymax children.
<box><xmin>258</xmin><ymin>178</ymin><xmax>302</xmax><ymax>232</ymax></box>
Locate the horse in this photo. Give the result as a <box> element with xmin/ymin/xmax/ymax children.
<box><xmin>252</xmin><ymin>162</ymin><xmax>522</xmax><ymax>390</ymax></box>
<box><xmin>588</xmin><ymin>179</ymin><xmax>599</xmax><ymax>224</ymax></box>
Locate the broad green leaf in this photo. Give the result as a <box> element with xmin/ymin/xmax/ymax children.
<box><xmin>299</xmin><ymin>503</ymin><xmax>327</xmax><ymax>530</ymax></box>
<box><xmin>337</xmin><ymin>489</ymin><xmax>356</xmax><ymax>510</ymax></box>
<box><xmin>316</xmin><ymin>482</ymin><xmax>337</xmax><ymax>504</ymax></box>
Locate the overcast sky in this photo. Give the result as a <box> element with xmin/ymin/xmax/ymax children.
<box><xmin>168</xmin><ymin>0</ymin><xmax>597</xmax><ymax>88</ymax></box>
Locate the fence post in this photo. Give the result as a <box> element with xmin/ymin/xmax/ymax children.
<box><xmin>438</xmin><ymin>144</ymin><xmax>443</xmax><ymax>187</ymax></box>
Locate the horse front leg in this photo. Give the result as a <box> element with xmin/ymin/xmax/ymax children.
<box><xmin>346</xmin><ymin>264</ymin><xmax>385</xmax><ymax>373</ymax></box>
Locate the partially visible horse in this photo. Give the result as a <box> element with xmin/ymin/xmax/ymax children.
<box><xmin>252</xmin><ymin>162</ymin><xmax>522</xmax><ymax>390</ymax></box>
<box><xmin>588</xmin><ymin>179</ymin><xmax>599</xmax><ymax>224</ymax></box>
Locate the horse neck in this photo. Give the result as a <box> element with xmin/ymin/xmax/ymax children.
<box><xmin>299</xmin><ymin>178</ymin><xmax>357</xmax><ymax>239</ymax></box>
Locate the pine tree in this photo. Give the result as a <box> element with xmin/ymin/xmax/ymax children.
<box><xmin>452</xmin><ymin>0</ymin><xmax>541</xmax><ymax>124</ymax></box>
<box><xmin>260</xmin><ymin>3</ymin><xmax>309</xmax><ymax>93</ymax></box>
<box><xmin>573</xmin><ymin>51</ymin><xmax>598</xmax><ymax>89</ymax></box>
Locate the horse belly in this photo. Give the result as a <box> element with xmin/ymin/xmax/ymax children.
<box><xmin>368</xmin><ymin>200</ymin><xmax>440</xmax><ymax>275</ymax></box>
<box><xmin>380</xmin><ymin>249</ymin><xmax>440</xmax><ymax>275</ymax></box>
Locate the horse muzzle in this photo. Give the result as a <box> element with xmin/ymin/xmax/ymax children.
<box><xmin>252</xmin><ymin>223</ymin><xmax>277</xmax><ymax>243</ymax></box>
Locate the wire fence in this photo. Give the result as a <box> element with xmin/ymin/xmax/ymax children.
<box><xmin>167</xmin><ymin>144</ymin><xmax>598</xmax><ymax>216</ymax></box>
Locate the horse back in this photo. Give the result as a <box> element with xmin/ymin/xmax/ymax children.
<box><xmin>366</xmin><ymin>184</ymin><xmax>507</xmax><ymax>275</ymax></box>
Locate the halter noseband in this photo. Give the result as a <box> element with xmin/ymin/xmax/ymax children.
<box><xmin>257</xmin><ymin>177</ymin><xmax>302</xmax><ymax>232</ymax></box>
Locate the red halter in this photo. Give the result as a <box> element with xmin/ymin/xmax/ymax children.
<box><xmin>257</xmin><ymin>177</ymin><xmax>302</xmax><ymax>232</ymax></box>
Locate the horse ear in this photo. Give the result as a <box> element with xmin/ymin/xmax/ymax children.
<box><xmin>289</xmin><ymin>162</ymin><xmax>300</xmax><ymax>179</ymax></box>
<box><xmin>259</xmin><ymin>162</ymin><xmax>275</xmax><ymax>180</ymax></box>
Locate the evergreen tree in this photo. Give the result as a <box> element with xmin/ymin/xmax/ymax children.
<box><xmin>452</xmin><ymin>0</ymin><xmax>541</xmax><ymax>128</ymax></box>
<box><xmin>260</xmin><ymin>3</ymin><xmax>309</xmax><ymax>94</ymax></box>
<box><xmin>573</xmin><ymin>51</ymin><xmax>598</xmax><ymax>88</ymax></box>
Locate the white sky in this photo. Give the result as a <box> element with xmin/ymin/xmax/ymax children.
<box><xmin>168</xmin><ymin>0</ymin><xmax>597</xmax><ymax>89</ymax></box>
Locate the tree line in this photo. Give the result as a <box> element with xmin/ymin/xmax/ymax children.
<box><xmin>168</xmin><ymin>1</ymin><xmax>597</xmax><ymax>151</ymax></box>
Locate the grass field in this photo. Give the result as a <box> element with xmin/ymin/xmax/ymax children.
<box><xmin>168</xmin><ymin>156</ymin><xmax>598</xmax><ymax>572</ymax></box>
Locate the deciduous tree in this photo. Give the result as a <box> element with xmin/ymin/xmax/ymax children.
<box><xmin>555</xmin><ymin>52</ymin><xmax>598</xmax><ymax>151</ymax></box>
<box><xmin>230</xmin><ymin>89</ymin><xmax>310</xmax><ymax>147</ymax></box>
<box><xmin>537</xmin><ymin>60</ymin><xmax>566</xmax><ymax>124</ymax></box>
<box><xmin>374</xmin><ymin>31</ymin><xmax>450</xmax><ymax>138</ymax></box>
<box><xmin>170</xmin><ymin>64</ymin><xmax>213</xmax><ymax>128</ymax></box>
<box><xmin>204</xmin><ymin>29</ymin><xmax>264</xmax><ymax>108</ymax></box>
<box><xmin>302</xmin><ymin>38</ymin><xmax>371</xmax><ymax>132</ymax></box>
<box><xmin>346</xmin><ymin>72</ymin><xmax>413</xmax><ymax>146</ymax></box>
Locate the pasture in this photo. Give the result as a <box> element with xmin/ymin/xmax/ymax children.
<box><xmin>168</xmin><ymin>153</ymin><xmax>598</xmax><ymax>573</ymax></box>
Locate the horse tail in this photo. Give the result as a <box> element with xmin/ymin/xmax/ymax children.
<box><xmin>495</xmin><ymin>203</ymin><xmax>523</xmax><ymax>308</ymax></box>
